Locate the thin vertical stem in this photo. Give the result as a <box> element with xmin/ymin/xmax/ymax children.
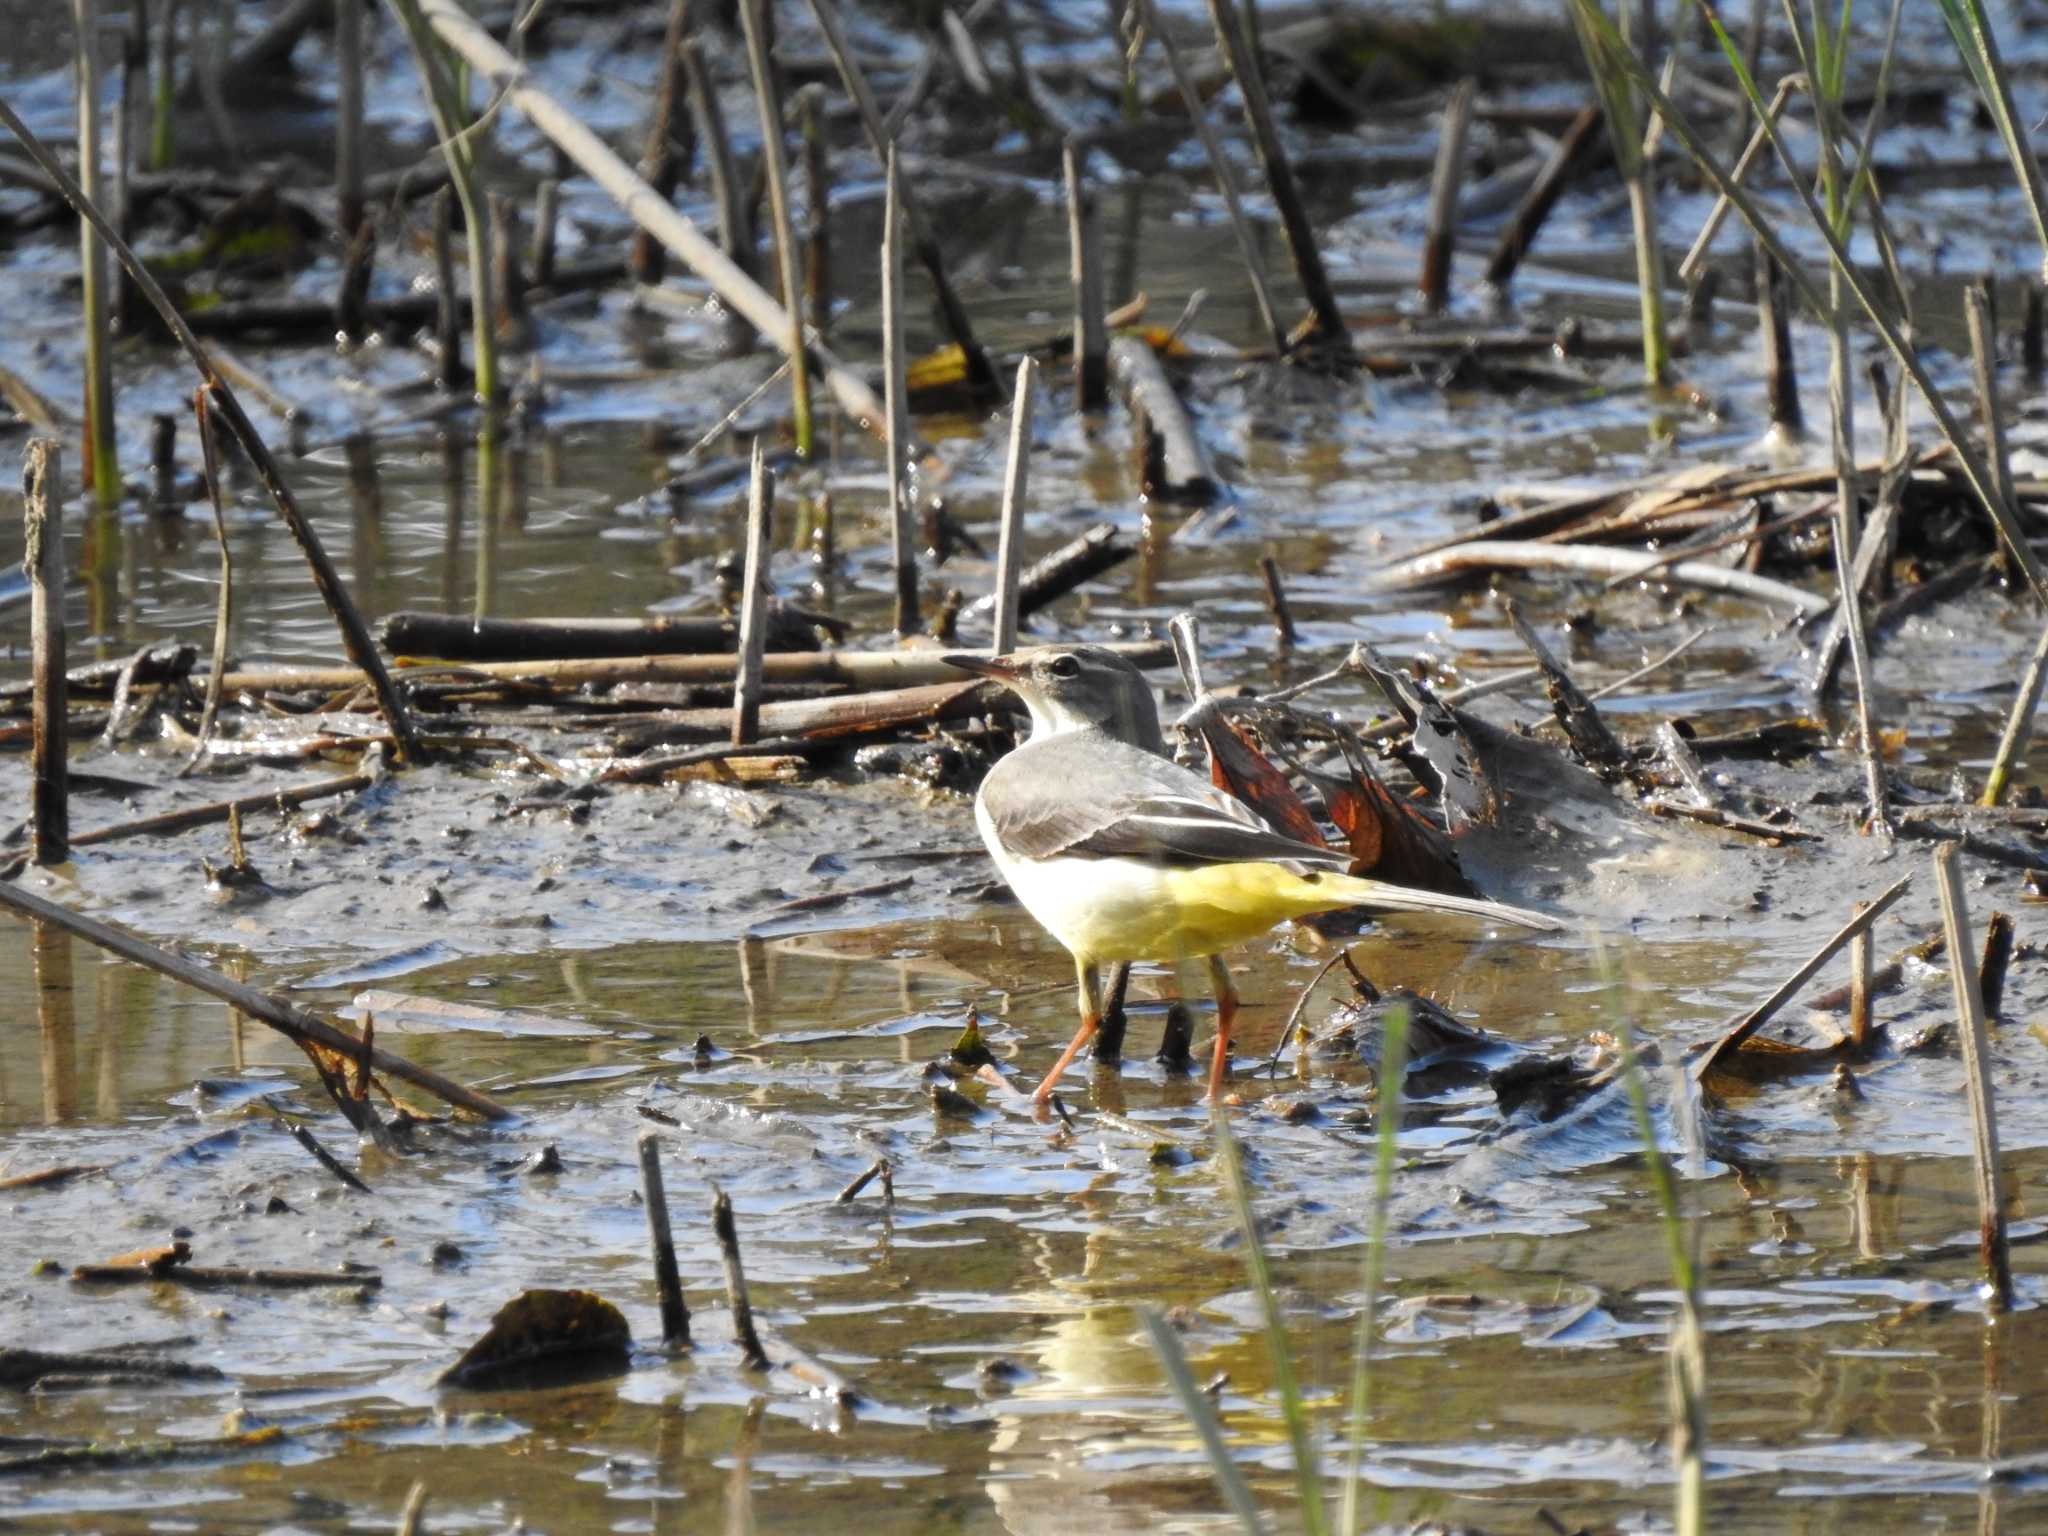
<box><xmin>637</xmin><ymin>1131</ymin><xmax>691</xmax><ymax>1347</ymax></box>
<box><xmin>24</xmin><ymin>440</ymin><xmax>68</xmax><ymax>867</ymax></box>
<box><xmin>740</xmin><ymin>0</ymin><xmax>812</xmax><ymax>458</ymax></box>
<box><xmin>882</xmin><ymin>148</ymin><xmax>916</xmax><ymax>634</ymax></box>
<box><xmin>148</xmin><ymin>0</ymin><xmax>177</xmax><ymax>171</ymax></box>
<box><xmin>1931</xmin><ymin>842</ymin><xmax>2014</xmax><ymax>1311</ymax></box>
<box><xmin>799</xmin><ymin>85</ymin><xmax>830</xmax><ymax>329</ymax></box>
<box><xmin>991</xmin><ymin>357</ymin><xmax>1036</xmax><ymax>653</ymax></box>
<box><xmin>336</xmin><ymin>0</ymin><xmax>365</xmax><ymax>236</ymax></box>
<box><xmin>1848</xmin><ymin>899</ymin><xmax>1872</xmax><ymax>1048</ymax></box>
<box><xmin>74</xmin><ymin>0</ymin><xmax>119</xmax><ymax>509</ymax></box>
<box><xmin>631</xmin><ymin>0</ymin><xmax>696</xmax><ymax>285</ymax></box>
<box><xmin>1065</xmin><ymin>139</ymin><xmax>1106</xmax><ymax>408</ymax></box>
<box><xmin>1419</xmin><ymin>78</ymin><xmax>1476</xmax><ymax>313</ymax></box>
<box><xmin>731</xmin><ymin>439</ymin><xmax>774</xmax><ymax>746</ymax></box>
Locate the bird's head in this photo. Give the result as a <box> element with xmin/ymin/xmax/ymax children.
<box><xmin>943</xmin><ymin>645</ymin><xmax>1163</xmax><ymax>750</ymax></box>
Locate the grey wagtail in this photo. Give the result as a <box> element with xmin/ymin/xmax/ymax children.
<box><xmin>944</xmin><ymin>645</ymin><xmax>1562</xmax><ymax>1103</ymax></box>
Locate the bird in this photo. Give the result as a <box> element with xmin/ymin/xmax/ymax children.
<box><xmin>943</xmin><ymin>644</ymin><xmax>1562</xmax><ymax>1104</ymax></box>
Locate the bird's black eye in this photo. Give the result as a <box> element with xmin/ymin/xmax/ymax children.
<box><xmin>1046</xmin><ymin>654</ymin><xmax>1081</xmax><ymax>679</ymax></box>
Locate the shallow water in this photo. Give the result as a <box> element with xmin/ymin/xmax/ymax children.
<box><xmin>5</xmin><ymin>2</ymin><xmax>2048</xmax><ymax>1532</ymax></box>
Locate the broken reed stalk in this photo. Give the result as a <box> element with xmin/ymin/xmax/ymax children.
<box><xmin>1419</xmin><ymin>78</ymin><xmax>1476</xmax><ymax>313</ymax></box>
<box><xmin>73</xmin><ymin>0</ymin><xmax>120</xmax><ymax>508</ymax></box>
<box><xmin>335</xmin><ymin>0</ymin><xmax>365</xmax><ymax>236</ymax></box>
<box><xmin>1484</xmin><ymin>100</ymin><xmax>1602</xmax><ymax>290</ymax></box>
<box><xmin>1848</xmin><ymin>899</ymin><xmax>1873</xmax><ymax>1048</ymax></box>
<box><xmin>23</xmin><ymin>440</ymin><xmax>68</xmax><ymax>868</ymax></box>
<box><xmin>711</xmin><ymin>1189</ymin><xmax>771</xmax><ymax>1370</ymax></box>
<box><xmin>1064</xmin><ymin>140</ymin><xmax>1107</xmax><ymax>408</ymax></box>
<box><xmin>186</xmin><ymin>387</ymin><xmax>232</xmax><ymax>764</ymax></box>
<box><xmin>1931</xmin><ymin>842</ymin><xmax>2015</xmax><ymax>1311</ymax></box>
<box><xmin>799</xmin><ymin>85</ymin><xmax>829</xmax><ymax>325</ymax></box>
<box><xmin>1676</xmin><ymin>75</ymin><xmax>1792</xmax><ymax>285</ymax></box>
<box><xmin>1966</xmin><ymin>280</ymin><xmax>2017</xmax><ymax>519</ymax></box>
<box><xmin>0</xmin><ymin>881</ymin><xmax>513</xmax><ymax>1120</ymax></box>
<box><xmin>804</xmin><ymin>0</ymin><xmax>999</xmax><ymax>401</ymax></box>
<box><xmin>1131</xmin><ymin>0</ymin><xmax>1286</xmax><ymax>358</ymax></box>
<box><xmin>2026</xmin><ymin>282</ymin><xmax>2045</xmax><ymax>382</ymax></box>
<box><xmin>990</xmin><ymin>356</ymin><xmax>1036</xmax><ymax>653</ymax></box>
<box><xmin>396</xmin><ymin>1482</ymin><xmax>428</xmax><ymax>1536</ymax></box>
<box><xmin>286</xmin><ymin>1120</ymin><xmax>371</xmax><ymax>1193</ymax></box>
<box><xmin>491</xmin><ymin>191</ymin><xmax>527</xmax><ymax>340</ymax></box>
<box><xmin>731</xmin><ymin>442</ymin><xmax>774</xmax><ymax>746</ymax></box>
<box><xmin>412</xmin><ymin>0</ymin><xmax>912</xmax><ymax>452</ymax></box>
<box><xmin>1257</xmin><ymin>554</ymin><xmax>1296</xmax><ymax>648</ymax></box>
<box><xmin>637</xmin><ymin>1131</ymin><xmax>691</xmax><ymax>1347</ymax></box>
<box><xmin>1981</xmin><ymin>615</ymin><xmax>2048</xmax><ymax>807</ymax></box>
<box><xmin>681</xmin><ymin>36</ymin><xmax>754</xmax><ymax>298</ymax></box>
<box><xmin>388</xmin><ymin>0</ymin><xmax>498</xmax><ymax>407</ymax></box>
<box><xmin>531</xmin><ymin>177</ymin><xmax>559</xmax><ymax>288</ymax></box>
<box><xmin>1755</xmin><ymin>236</ymin><xmax>1802</xmax><ymax>439</ymax></box>
<box><xmin>882</xmin><ymin>149</ymin><xmax>917</xmax><ymax>633</ymax></box>
<box><xmin>1337</xmin><ymin>999</ymin><xmax>1409</xmax><ymax>1533</ymax></box>
<box><xmin>740</xmin><ymin>0</ymin><xmax>813</xmax><ymax>458</ymax></box>
<box><xmin>1202</xmin><ymin>0</ymin><xmax>1349</xmax><ymax>361</ymax></box>
<box><xmin>630</xmin><ymin>0</ymin><xmax>695</xmax><ymax>286</ymax></box>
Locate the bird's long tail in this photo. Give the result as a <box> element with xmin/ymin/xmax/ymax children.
<box><xmin>1309</xmin><ymin>871</ymin><xmax>1563</xmax><ymax>933</ymax></box>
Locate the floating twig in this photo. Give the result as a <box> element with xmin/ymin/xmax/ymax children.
<box><xmin>286</xmin><ymin>1121</ymin><xmax>371</xmax><ymax>1194</ymax></box>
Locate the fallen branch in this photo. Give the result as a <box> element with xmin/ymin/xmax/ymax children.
<box><xmin>1368</xmin><ymin>539</ymin><xmax>1832</xmax><ymax>618</ymax></box>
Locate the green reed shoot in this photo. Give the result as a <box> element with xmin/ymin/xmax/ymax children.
<box><xmin>389</xmin><ymin>0</ymin><xmax>500</xmax><ymax>409</ymax></box>
<box><xmin>1566</xmin><ymin>0</ymin><xmax>1669</xmax><ymax>388</ymax></box>
<box><xmin>1934</xmin><ymin>0</ymin><xmax>2048</xmax><ymax>280</ymax></box>
<box><xmin>1216</xmin><ymin>1110</ymin><xmax>1329</xmax><ymax>1535</ymax></box>
<box><xmin>1337</xmin><ymin>998</ymin><xmax>1407</xmax><ymax>1536</ymax></box>
<box><xmin>1139</xmin><ymin>1308</ymin><xmax>1268</xmax><ymax>1534</ymax></box>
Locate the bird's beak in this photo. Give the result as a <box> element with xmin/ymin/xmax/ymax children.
<box><xmin>941</xmin><ymin>653</ymin><xmax>1025</xmax><ymax>682</ymax></box>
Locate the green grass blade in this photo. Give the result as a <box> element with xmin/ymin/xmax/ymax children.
<box><xmin>1337</xmin><ymin>1000</ymin><xmax>1409</xmax><ymax>1536</ymax></box>
<box><xmin>1216</xmin><ymin>1113</ymin><xmax>1328</xmax><ymax>1536</ymax></box>
<box><xmin>1140</xmin><ymin>1308</ymin><xmax>1269</xmax><ymax>1535</ymax></box>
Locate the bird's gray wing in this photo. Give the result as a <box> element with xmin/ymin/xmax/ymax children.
<box><xmin>984</xmin><ymin>734</ymin><xmax>1347</xmax><ymax>869</ymax></box>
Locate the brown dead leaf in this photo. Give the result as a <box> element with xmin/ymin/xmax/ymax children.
<box><xmin>1196</xmin><ymin>715</ymin><xmax>1326</xmax><ymax>848</ymax></box>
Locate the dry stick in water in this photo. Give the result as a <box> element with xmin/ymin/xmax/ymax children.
<box><xmin>731</xmin><ymin>442</ymin><xmax>775</xmax><ymax>746</ymax></box>
<box><xmin>23</xmin><ymin>440</ymin><xmax>67</xmax><ymax>867</ymax></box>
<box><xmin>1064</xmin><ymin>140</ymin><xmax>1107</xmax><ymax>408</ymax></box>
<box><xmin>804</xmin><ymin>0</ymin><xmax>999</xmax><ymax>401</ymax></box>
<box><xmin>882</xmin><ymin>149</ymin><xmax>917</xmax><ymax>633</ymax></box>
<box><xmin>1131</xmin><ymin>0</ymin><xmax>1286</xmax><ymax>358</ymax></box>
<box><xmin>72</xmin><ymin>0</ymin><xmax>119</xmax><ymax>509</ymax></box>
<box><xmin>711</xmin><ymin>1189</ymin><xmax>771</xmax><ymax>1369</ymax></box>
<box><xmin>1110</xmin><ymin>334</ymin><xmax>1216</xmax><ymax>504</ymax></box>
<box><xmin>740</xmin><ymin>0</ymin><xmax>812</xmax><ymax>457</ymax></box>
<box><xmin>1931</xmin><ymin>842</ymin><xmax>2014</xmax><ymax>1311</ymax></box>
<box><xmin>411</xmin><ymin>0</ymin><xmax>909</xmax><ymax>455</ymax></box>
<box><xmin>962</xmin><ymin>522</ymin><xmax>1132</xmax><ymax>621</ymax></box>
<box><xmin>1755</xmin><ymin>235</ymin><xmax>1802</xmax><ymax>440</ymax></box>
<box><xmin>1202</xmin><ymin>0</ymin><xmax>1350</xmax><ymax>359</ymax></box>
<box><xmin>799</xmin><ymin>85</ymin><xmax>830</xmax><ymax>325</ymax></box>
<box><xmin>185</xmin><ymin>388</ymin><xmax>232</xmax><ymax>766</ymax></box>
<box><xmin>1419</xmin><ymin>78</ymin><xmax>1476</xmax><ymax>313</ymax></box>
<box><xmin>0</xmin><ymin>881</ymin><xmax>513</xmax><ymax>1120</ymax></box>
<box><xmin>637</xmin><ymin>1131</ymin><xmax>691</xmax><ymax>1347</ymax></box>
<box><xmin>1258</xmin><ymin>554</ymin><xmax>1296</xmax><ymax>648</ymax></box>
<box><xmin>1485</xmin><ymin>102</ymin><xmax>1603</xmax><ymax>289</ymax></box>
<box><xmin>630</xmin><ymin>0</ymin><xmax>696</xmax><ymax>286</ymax></box>
<box><xmin>1826</xmin><ymin>293</ymin><xmax>1887</xmax><ymax>840</ymax></box>
<box><xmin>531</xmin><ymin>177</ymin><xmax>559</xmax><ymax>288</ymax></box>
<box><xmin>680</xmin><ymin>36</ymin><xmax>754</xmax><ymax>303</ymax></box>
<box><xmin>1848</xmin><ymin>899</ymin><xmax>1873</xmax><ymax>1049</ymax></box>
<box><xmin>492</xmin><ymin>191</ymin><xmax>527</xmax><ymax>339</ymax></box>
<box><xmin>431</xmin><ymin>187</ymin><xmax>463</xmax><ymax>388</ymax></box>
<box><xmin>990</xmin><ymin>357</ymin><xmax>1036</xmax><ymax>653</ymax></box>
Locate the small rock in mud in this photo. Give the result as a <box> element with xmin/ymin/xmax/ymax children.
<box><xmin>429</xmin><ymin>1241</ymin><xmax>466</xmax><ymax>1270</ymax></box>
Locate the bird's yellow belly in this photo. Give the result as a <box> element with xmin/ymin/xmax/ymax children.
<box><xmin>994</xmin><ymin>849</ymin><xmax>1332</xmax><ymax>966</ymax></box>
